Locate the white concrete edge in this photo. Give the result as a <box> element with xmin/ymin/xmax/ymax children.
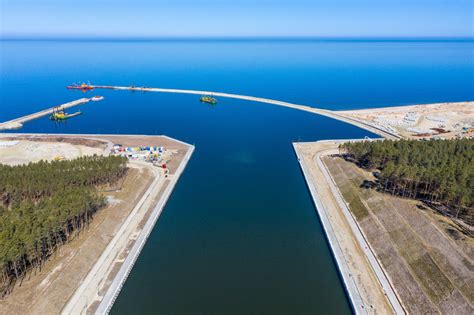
<box><xmin>0</xmin><ymin>84</ymin><xmax>400</xmax><ymax>139</ymax></box>
<box><xmin>316</xmin><ymin>146</ymin><xmax>405</xmax><ymax>314</ymax></box>
<box><xmin>0</xmin><ymin>133</ymin><xmax>193</xmax><ymax>149</ymax></box>
<box><xmin>61</xmin><ymin>164</ymin><xmax>163</xmax><ymax>314</ymax></box>
<box><xmin>13</xmin><ymin>132</ymin><xmax>195</xmax><ymax>314</ymax></box>
<box><xmin>94</xmin><ymin>144</ymin><xmax>195</xmax><ymax>314</ymax></box>
<box><xmin>0</xmin><ymin>98</ymin><xmax>91</xmax><ymax>130</ymax></box>
<box><xmin>293</xmin><ymin>143</ymin><xmax>367</xmax><ymax>315</ymax></box>
<box><xmin>92</xmin><ymin>85</ymin><xmax>399</xmax><ymax>139</ymax></box>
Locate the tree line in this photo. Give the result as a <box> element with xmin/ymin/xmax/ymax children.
<box><xmin>0</xmin><ymin>155</ymin><xmax>127</xmax><ymax>296</ymax></box>
<box><xmin>340</xmin><ymin>139</ymin><xmax>473</xmax><ymax>225</ymax></box>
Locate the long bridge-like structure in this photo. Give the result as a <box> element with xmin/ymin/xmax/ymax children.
<box><xmin>92</xmin><ymin>85</ymin><xmax>400</xmax><ymax>139</ymax></box>
<box><xmin>0</xmin><ymin>98</ymin><xmax>91</xmax><ymax>130</ymax></box>
<box><xmin>0</xmin><ymin>85</ymin><xmax>400</xmax><ymax>139</ymax></box>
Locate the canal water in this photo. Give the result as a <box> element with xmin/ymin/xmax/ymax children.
<box><xmin>1</xmin><ymin>39</ymin><xmax>473</xmax><ymax>314</ymax></box>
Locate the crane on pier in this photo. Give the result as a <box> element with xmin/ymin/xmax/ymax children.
<box><xmin>66</xmin><ymin>82</ymin><xmax>94</xmax><ymax>91</ymax></box>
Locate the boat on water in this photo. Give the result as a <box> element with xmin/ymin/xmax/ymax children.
<box><xmin>200</xmin><ymin>95</ymin><xmax>218</xmax><ymax>105</ymax></box>
<box><xmin>50</xmin><ymin>107</ymin><xmax>82</xmax><ymax>121</ymax></box>
<box><xmin>66</xmin><ymin>83</ymin><xmax>94</xmax><ymax>91</ymax></box>
<box><xmin>91</xmin><ymin>96</ymin><xmax>104</xmax><ymax>101</ymax></box>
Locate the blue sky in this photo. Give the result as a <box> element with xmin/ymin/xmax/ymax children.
<box><xmin>1</xmin><ymin>0</ymin><xmax>473</xmax><ymax>38</ymax></box>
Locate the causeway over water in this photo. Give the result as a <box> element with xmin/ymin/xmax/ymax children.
<box><xmin>92</xmin><ymin>85</ymin><xmax>400</xmax><ymax>140</ymax></box>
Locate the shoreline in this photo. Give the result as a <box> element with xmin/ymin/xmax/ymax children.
<box><xmin>94</xmin><ymin>143</ymin><xmax>194</xmax><ymax>314</ymax></box>
<box><xmin>0</xmin><ymin>133</ymin><xmax>194</xmax><ymax>315</ymax></box>
<box><xmin>293</xmin><ymin>143</ymin><xmax>364</xmax><ymax>314</ymax></box>
<box><xmin>95</xmin><ymin>84</ymin><xmax>402</xmax><ymax>139</ymax></box>
<box><xmin>294</xmin><ymin>140</ymin><xmax>404</xmax><ymax>314</ymax></box>
<box><xmin>0</xmin><ymin>85</ymin><xmax>403</xmax><ymax>139</ymax></box>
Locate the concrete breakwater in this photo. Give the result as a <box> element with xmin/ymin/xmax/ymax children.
<box><xmin>0</xmin><ymin>98</ymin><xmax>91</xmax><ymax>130</ymax></box>
<box><xmin>91</xmin><ymin>85</ymin><xmax>401</xmax><ymax>139</ymax></box>
<box><xmin>94</xmin><ymin>144</ymin><xmax>194</xmax><ymax>315</ymax></box>
<box><xmin>60</xmin><ymin>136</ymin><xmax>195</xmax><ymax>315</ymax></box>
<box><xmin>0</xmin><ymin>85</ymin><xmax>400</xmax><ymax>139</ymax></box>
<box><xmin>293</xmin><ymin>140</ymin><xmax>404</xmax><ymax>315</ymax></box>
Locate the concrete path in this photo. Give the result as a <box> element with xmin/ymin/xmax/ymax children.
<box><xmin>294</xmin><ymin>140</ymin><xmax>404</xmax><ymax>315</ymax></box>
<box><xmin>94</xmin><ymin>144</ymin><xmax>194</xmax><ymax>314</ymax></box>
<box><xmin>61</xmin><ymin>145</ymin><xmax>194</xmax><ymax>315</ymax></box>
<box><xmin>92</xmin><ymin>85</ymin><xmax>400</xmax><ymax>139</ymax></box>
<box><xmin>60</xmin><ymin>161</ymin><xmax>163</xmax><ymax>314</ymax></box>
<box><xmin>0</xmin><ymin>98</ymin><xmax>91</xmax><ymax>130</ymax></box>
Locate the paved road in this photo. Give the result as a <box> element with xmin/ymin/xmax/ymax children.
<box><xmin>61</xmin><ymin>161</ymin><xmax>164</xmax><ymax>315</ymax></box>
<box><xmin>294</xmin><ymin>140</ymin><xmax>404</xmax><ymax>315</ymax></box>
<box><xmin>316</xmin><ymin>144</ymin><xmax>405</xmax><ymax>315</ymax></box>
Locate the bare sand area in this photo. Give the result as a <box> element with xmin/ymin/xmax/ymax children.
<box><xmin>323</xmin><ymin>150</ymin><xmax>474</xmax><ymax>313</ymax></box>
<box><xmin>0</xmin><ymin>140</ymin><xmax>105</xmax><ymax>165</ymax></box>
<box><xmin>338</xmin><ymin>101</ymin><xmax>474</xmax><ymax>139</ymax></box>
<box><xmin>0</xmin><ymin>134</ymin><xmax>193</xmax><ymax>315</ymax></box>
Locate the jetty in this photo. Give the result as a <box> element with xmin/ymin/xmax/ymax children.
<box><xmin>0</xmin><ymin>98</ymin><xmax>92</xmax><ymax>130</ymax></box>
<box><xmin>89</xmin><ymin>85</ymin><xmax>401</xmax><ymax>139</ymax></box>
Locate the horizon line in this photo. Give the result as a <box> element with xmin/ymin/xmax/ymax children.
<box><xmin>1</xmin><ymin>35</ymin><xmax>473</xmax><ymax>42</ymax></box>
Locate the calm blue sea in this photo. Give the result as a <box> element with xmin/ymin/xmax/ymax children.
<box><xmin>1</xmin><ymin>39</ymin><xmax>473</xmax><ymax>314</ymax></box>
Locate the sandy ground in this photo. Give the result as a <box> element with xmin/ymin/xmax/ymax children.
<box><xmin>323</xmin><ymin>152</ymin><xmax>474</xmax><ymax>313</ymax></box>
<box><xmin>0</xmin><ymin>134</ymin><xmax>192</xmax><ymax>315</ymax></box>
<box><xmin>0</xmin><ymin>140</ymin><xmax>105</xmax><ymax>165</ymax></box>
<box><xmin>294</xmin><ymin>141</ymin><xmax>396</xmax><ymax>314</ymax></box>
<box><xmin>338</xmin><ymin>101</ymin><xmax>474</xmax><ymax>139</ymax></box>
<box><xmin>0</xmin><ymin>134</ymin><xmax>190</xmax><ymax>174</ymax></box>
<box><xmin>0</xmin><ymin>164</ymin><xmax>154</xmax><ymax>315</ymax></box>
<box><xmin>61</xmin><ymin>161</ymin><xmax>166</xmax><ymax>314</ymax></box>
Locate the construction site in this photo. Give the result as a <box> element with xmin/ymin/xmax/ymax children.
<box><xmin>338</xmin><ymin>101</ymin><xmax>474</xmax><ymax>139</ymax></box>
<box><xmin>0</xmin><ymin>84</ymin><xmax>472</xmax><ymax>314</ymax></box>
<box><xmin>0</xmin><ymin>134</ymin><xmax>194</xmax><ymax>315</ymax></box>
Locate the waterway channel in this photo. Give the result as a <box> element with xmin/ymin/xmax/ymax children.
<box><xmin>1</xmin><ymin>39</ymin><xmax>472</xmax><ymax>314</ymax></box>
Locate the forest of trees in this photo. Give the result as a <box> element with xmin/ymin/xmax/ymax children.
<box><xmin>340</xmin><ymin>139</ymin><xmax>473</xmax><ymax>225</ymax></box>
<box><xmin>0</xmin><ymin>155</ymin><xmax>127</xmax><ymax>296</ymax></box>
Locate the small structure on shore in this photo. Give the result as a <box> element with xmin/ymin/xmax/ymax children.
<box><xmin>111</xmin><ymin>144</ymin><xmax>169</xmax><ymax>167</ymax></box>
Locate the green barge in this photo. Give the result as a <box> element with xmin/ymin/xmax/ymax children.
<box><xmin>200</xmin><ymin>95</ymin><xmax>218</xmax><ymax>105</ymax></box>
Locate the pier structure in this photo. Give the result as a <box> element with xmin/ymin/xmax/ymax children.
<box><xmin>0</xmin><ymin>98</ymin><xmax>92</xmax><ymax>130</ymax></box>
<box><xmin>0</xmin><ymin>85</ymin><xmax>400</xmax><ymax>139</ymax></box>
<box><xmin>91</xmin><ymin>85</ymin><xmax>401</xmax><ymax>139</ymax></box>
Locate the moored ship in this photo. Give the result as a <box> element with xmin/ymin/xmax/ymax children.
<box><xmin>200</xmin><ymin>95</ymin><xmax>218</xmax><ymax>105</ymax></box>
<box><xmin>50</xmin><ymin>107</ymin><xmax>82</xmax><ymax>121</ymax></box>
<box><xmin>67</xmin><ymin>83</ymin><xmax>95</xmax><ymax>91</ymax></box>
<box><xmin>91</xmin><ymin>96</ymin><xmax>104</xmax><ymax>101</ymax></box>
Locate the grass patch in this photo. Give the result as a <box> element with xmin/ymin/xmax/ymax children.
<box><xmin>387</xmin><ymin>230</ymin><xmax>453</xmax><ymax>305</ymax></box>
<box><xmin>460</xmin><ymin>278</ymin><xmax>474</xmax><ymax>302</ymax></box>
<box><xmin>410</xmin><ymin>253</ymin><xmax>454</xmax><ymax>305</ymax></box>
<box><xmin>339</xmin><ymin>186</ymin><xmax>370</xmax><ymax>220</ymax></box>
<box><xmin>326</xmin><ymin>154</ymin><xmax>474</xmax><ymax>309</ymax></box>
<box><xmin>325</xmin><ymin>158</ymin><xmax>370</xmax><ymax>220</ymax></box>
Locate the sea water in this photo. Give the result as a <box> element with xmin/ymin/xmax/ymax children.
<box><xmin>1</xmin><ymin>39</ymin><xmax>473</xmax><ymax>314</ymax></box>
